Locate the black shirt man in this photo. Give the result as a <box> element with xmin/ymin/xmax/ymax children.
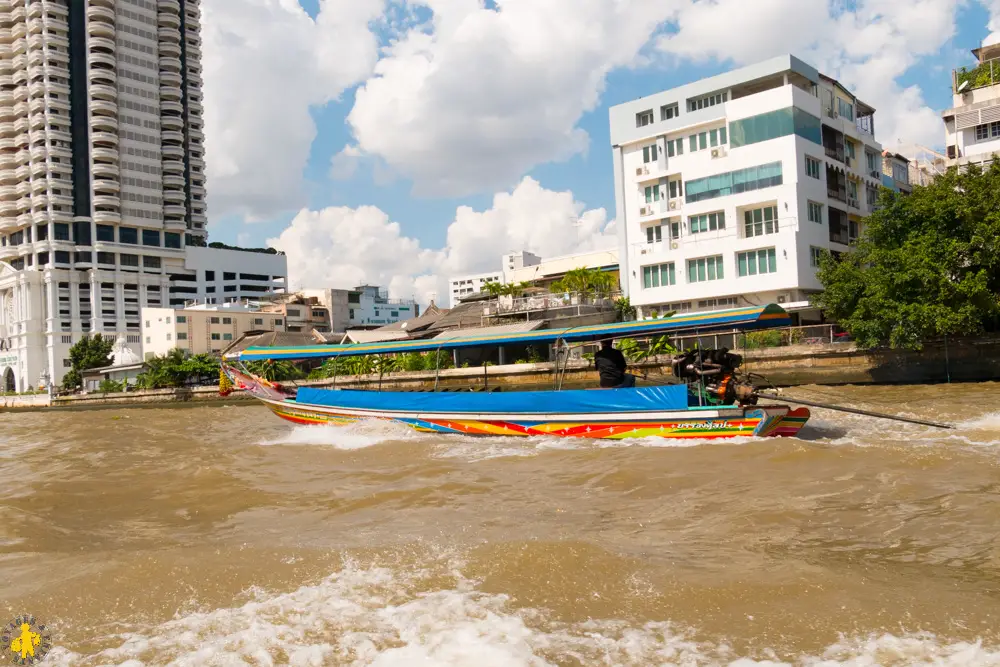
<box><xmin>594</xmin><ymin>339</ymin><xmax>633</xmax><ymax>388</ymax></box>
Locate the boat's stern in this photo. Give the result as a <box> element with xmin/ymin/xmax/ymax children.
<box><xmin>750</xmin><ymin>406</ymin><xmax>810</xmax><ymax>437</ymax></box>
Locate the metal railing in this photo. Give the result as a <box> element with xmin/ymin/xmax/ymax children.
<box><xmin>655</xmin><ymin>324</ymin><xmax>851</xmax><ymax>354</ymax></box>
<box><xmin>954</xmin><ymin>58</ymin><xmax>998</xmax><ymax>93</ymax></box>
<box><xmin>482</xmin><ymin>291</ymin><xmax>620</xmax><ymax>317</ymax></box>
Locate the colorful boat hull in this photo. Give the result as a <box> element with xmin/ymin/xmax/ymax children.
<box><xmin>224</xmin><ymin>367</ymin><xmax>810</xmax><ymax>440</ymax></box>
<box><xmin>257</xmin><ymin>396</ymin><xmax>810</xmax><ymax>440</ymax></box>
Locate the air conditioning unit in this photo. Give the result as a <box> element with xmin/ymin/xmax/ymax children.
<box><xmin>635</xmin><ymin>167</ymin><xmax>648</xmax><ymax>176</ymax></box>
<box><xmin>639</xmin><ymin>206</ymin><xmax>650</xmax><ymax>216</ymax></box>
<box><xmin>711</xmin><ymin>148</ymin><xmax>726</xmax><ymax>159</ymax></box>
<box><xmin>777</xmin><ymin>295</ymin><xmax>787</xmax><ymax>304</ymax></box>
<box><xmin>640</xmin><ymin>248</ymin><xmax>648</xmax><ymax>255</ymax></box>
<box><xmin>848</xmin><ymin>197</ymin><xmax>859</xmax><ymax>208</ymax></box>
<box><xmin>668</xmin><ymin>200</ymin><xmax>677</xmax><ymax>210</ymax></box>
<box><xmin>670</xmin><ymin>242</ymin><xmax>679</xmax><ymax>250</ymax></box>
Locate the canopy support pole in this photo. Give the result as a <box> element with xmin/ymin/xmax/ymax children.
<box><xmin>434</xmin><ymin>345</ymin><xmax>443</xmax><ymax>392</ymax></box>
<box><xmin>332</xmin><ymin>356</ymin><xmax>338</xmax><ymax>389</ymax></box>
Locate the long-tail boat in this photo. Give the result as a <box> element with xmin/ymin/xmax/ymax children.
<box><xmin>221</xmin><ymin>304</ymin><xmax>810</xmax><ymax>440</ymax></box>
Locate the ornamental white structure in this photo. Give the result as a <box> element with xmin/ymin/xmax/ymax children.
<box><xmin>610</xmin><ymin>55</ymin><xmax>883</xmax><ymax>321</ymax></box>
<box><xmin>0</xmin><ymin>0</ymin><xmax>206</xmax><ymax>390</ymax></box>
<box><xmin>943</xmin><ymin>39</ymin><xmax>1000</xmax><ymax>169</ymax></box>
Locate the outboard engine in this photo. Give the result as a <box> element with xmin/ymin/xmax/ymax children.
<box><xmin>671</xmin><ymin>347</ymin><xmax>759</xmax><ymax>406</ymax></box>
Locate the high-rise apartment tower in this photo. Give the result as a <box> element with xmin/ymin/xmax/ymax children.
<box><xmin>0</xmin><ymin>0</ymin><xmax>206</xmax><ymax>391</ymax></box>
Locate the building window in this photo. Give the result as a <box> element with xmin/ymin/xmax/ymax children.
<box><xmin>807</xmin><ymin>201</ymin><xmax>824</xmax><ymax>224</ymax></box>
<box><xmin>209</xmin><ymin>317</ymin><xmax>219</xmax><ymax>324</ymax></box>
<box><xmin>646</xmin><ymin>225</ymin><xmax>662</xmax><ymax>244</ymax></box>
<box><xmin>143</xmin><ymin>256</ymin><xmax>161</xmax><ymax>269</ymax></box>
<box><xmin>687</xmin><ymin>92</ymin><xmax>727</xmax><ymax>112</ymax></box>
<box><xmin>644</xmin><ymin>184</ymin><xmax>661</xmax><ymax>203</ymax></box>
<box><xmin>665</xmin><ymin>138</ymin><xmax>684</xmax><ymax>157</ymax></box>
<box><xmin>642</xmin><ymin>262</ymin><xmax>675</xmax><ymax>289</ymax></box>
<box><xmin>274</xmin><ymin>319</ymin><xmax>283</xmax><ymax>326</ymax></box>
<box><xmin>223</xmin><ymin>333</ymin><xmax>233</xmax><ymax>340</ymax></box>
<box><xmin>866</xmin><ymin>151</ymin><xmax>878</xmax><ymax>173</ymax></box>
<box><xmin>97</xmin><ymin>252</ymin><xmax>115</xmax><ymax>265</ymax></box>
<box><xmin>810</xmin><ymin>246</ymin><xmax>824</xmax><ymax>267</ymax></box>
<box><xmin>119</xmin><ymin>227</ymin><xmax>138</xmax><ymax>244</ymax></box>
<box><xmin>61</xmin><ymin>335</ymin><xmax>72</xmax><ymax>344</ymax></box>
<box><xmin>222</xmin><ymin>317</ymin><xmax>232</xmax><ymax>325</ymax></box>
<box><xmin>166</xmin><ymin>333</ymin><xmax>172</xmax><ymax>341</ymax></box>
<box><xmin>164</xmin><ymin>232</ymin><xmax>181</xmax><ymax>248</ymax></box>
<box><xmin>211</xmin><ymin>333</ymin><xmax>220</xmax><ymax>340</ymax></box>
<box><xmin>120</xmin><ymin>254</ymin><xmax>139</xmax><ymax>267</ymax></box>
<box><xmin>177</xmin><ymin>332</ymin><xmax>188</xmax><ymax>340</ymax></box>
<box><xmin>805</xmin><ymin>156</ymin><xmax>821</xmax><ymax>179</ymax></box>
<box><xmin>687</xmin><ymin>255</ymin><xmax>724</xmax><ymax>283</ymax></box>
<box><xmin>737</xmin><ymin>248</ymin><xmax>777</xmax><ymax>276</ymax></box>
<box><xmin>837</xmin><ymin>98</ymin><xmax>854</xmax><ymax>121</ymax></box>
<box><xmin>685</xmin><ymin>162</ymin><xmax>782</xmax><ymax>204</ymax></box>
<box><xmin>205</xmin><ymin>271</ymin><xmax>215</xmax><ymax>281</ymax></box>
<box><xmin>54</xmin><ymin>223</ymin><xmax>70</xmax><ymax>240</ymax></box>
<box><xmin>636</xmin><ymin>109</ymin><xmax>654</xmax><ymax>127</ymax></box>
<box><xmin>642</xmin><ymin>144</ymin><xmax>658</xmax><ymax>163</ymax></box>
<box><xmin>223</xmin><ymin>272</ymin><xmax>236</xmax><ymax>280</ymax></box>
<box><xmin>689</xmin><ymin>211</ymin><xmax>725</xmax><ymax>234</ymax></box>
<box><xmin>96</xmin><ymin>224</ymin><xmax>115</xmax><ymax>242</ymax></box>
<box><xmin>145</xmin><ymin>336</ymin><xmax>151</xmax><ymax>344</ymax></box>
<box><xmin>866</xmin><ymin>185</ymin><xmax>879</xmax><ymax>208</ymax></box>
<box><xmin>728</xmin><ymin>107</ymin><xmax>821</xmax><ymax>147</ymax></box>
<box><xmin>254</xmin><ymin>318</ymin><xmax>264</xmax><ymax>325</ymax></box>
<box><xmin>660</xmin><ymin>103</ymin><xmax>679</xmax><ymax>121</ymax></box>
<box><xmin>176</xmin><ymin>316</ymin><xmax>186</xmax><ymax>323</ymax></box>
<box><xmin>743</xmin><ymin>205</ymin><xmax>778</xmax><ymax>237</ymax></box>
<box><xmin>54</xmin><ymin>251</ymin><xmax>70</xmax><ymax>264</ymax></box>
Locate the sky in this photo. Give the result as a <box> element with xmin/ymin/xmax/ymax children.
<box><xmin>200</xmin><ymin>0</ymin><xmax>1000</xmax><ymax>305</ymax></box>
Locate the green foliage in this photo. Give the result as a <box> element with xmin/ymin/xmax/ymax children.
<box><xmin>955</xmin><ymin>62</ymin><xmax>997</xmax><ymax>92</ymax></box>
<box><xmin>63</xmin><ymin>334</ymin><xmax>115</xmax><ymax>390</ymax></box>
<box><xmin>309</xmin><ymin>350</ymin><xmax>454</xmax><ymax>380</ymax></box>
<box><xmin>98</xmin><ymin>379</ymin><xmax>125</xmax><ymax>393</ymax></box>
<box><xmin>483</xmin><ymin>281</ymin><xmax>533</xmax><ymax>298</ymax></box>
<box><xmin>549</xmin><ymin>267</ymin><xmax>616</xmax><ymax>297</ymax></box>
<box><xmin>613</xmin><ymin>296</ymin><xmax>637</xmax><ymax>322</ymax></box>
<box><xmin>134</xmin><ymin>349</ymin><xmax>220</xmax><ymax>389</ymax></box>
<box><xmin>244</xmin><ymin>360</ymin><xmax>304</xmax><ymax>381</ymax></box>
<box><xmin>814</xmin><ymin>159</ymin><xmax>1000</xmax><ymax>349</ymax></box>
<box><xmin>615</xmin><ymin>336</ymin><xmax>677</xmax><ymax>363</ymax></box>
<box><xmin>740</xmin><ymin>330</ymin><xmax>783</xmax><ymax>350</ymax></box>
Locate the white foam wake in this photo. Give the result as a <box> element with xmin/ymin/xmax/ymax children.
<box><xmin>44</xmin><ymin>562</ymin><xmax>1000</xmax><ymax>666</ymax></box>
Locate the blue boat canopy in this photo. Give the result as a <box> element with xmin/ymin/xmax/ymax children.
<box><xmin>233</xmin><ymin>303</ymin><xmax>791</xmax><ymax>362</ymax></box>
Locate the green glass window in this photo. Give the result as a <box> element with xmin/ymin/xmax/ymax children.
<box><xmin>687</xmin><ymin>256</ymin><xmax>724</xmax><ymax>283</ymax></box>
<box><xmin>689</xmin><ymin>211</ymin><xmax>725</xmax><ymax>234</ymax></box>
<box><xmin>737</xmin><ymin>248</ymin><xmax>777</xmax><ymax>277</ymax></box>
<box><xmin>698</xmin><ymin>132</ymin><xmax>707</xmax><ymax>150</ymax></box>
<box><xmin>643</xmin><ymin>263</ymin><xmax>676</xmax><ymax>289</ymax></box>
<box><xmin>743</xmin><ymin>205</ymin><xmax>777</xmax><ymax>237</ymax></box>
<box><xmin>689</xmin><ymin>135</ymin><xmax>697</xmax><ymax>152</ymax></box>
<box><xmin>685</xmin><ymin>162</ymin><xmax>783</xmax><ymax>204</ymax></box>
<box><xmin>728</xmin><ymin>107</ymin><xmax>821</xmax><ymax>148</ymax></box>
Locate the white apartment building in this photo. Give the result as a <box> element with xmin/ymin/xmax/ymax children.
<box><xmin>610</xmin><ymin>54</ymin><xmax>883</xmax><ymax>321</ymax></box>
<box><xmin>172</xmin><ymin>245</ymin><xmax>286</xmax><ymax>306</ymax></box>
<box><xmin>142</xmin><ymin>303</ymin><xmax>284</xmax><ymax>358</ymax></box>
<box><xmin>943</xmin><ymin>39</ymin><xmax>1000</xmax><ymax>169</ymax></box>
<box><xmin>0</xmin><ymin>0</ymin><xmax>206</xmax><ymax>391</ymax></box>
<box><xmin>302</xmin><ymin>285</ymin><xmax>419</xmax><ymax>331</ymax></box>
<box><xmin>448</xmin><ymin>271</ymin><xmax>501</xmax><ymax>305</ymax></box>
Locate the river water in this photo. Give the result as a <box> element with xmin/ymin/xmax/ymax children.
<box><xmin>2</xmin><ymin>383</ymin><xmax>1000</xmax><ymax>665</ymax></box>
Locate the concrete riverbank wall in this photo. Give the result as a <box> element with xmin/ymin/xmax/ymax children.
<box><xmin>2</xmin><ymin>336</ymin><xmax>998</xmax><ymax>411</ymax></box>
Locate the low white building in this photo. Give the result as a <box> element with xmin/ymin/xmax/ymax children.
<box><xmin>449</xmin><ymin>249</ymin><xmax>618</xmax><ymax>305</ymax></box>
<box><xmin>943</xmin><ymin>39</ymin><xmax>1000</xmax><ymax>169</ymax></box>
<box><xmin>302</xmin><ymin>285</ymin><xmax>419</xmax><ymax>331</ymax></box>
<box><xmin>609</xmin><ymin>54</ymin><xmax>883</xmax><ymax>321</ymax></box>
<box><xmin>142</xmin><ymin>303</ymin><xmax>286</xmax><ymax>358</ymax></box>
<box><xmin>171</xmin><ymin>246</ymin><xmax>287</xmax><ymax>307</ymax></box>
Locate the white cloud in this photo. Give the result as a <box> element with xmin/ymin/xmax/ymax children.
<box><xmin>345</xmin><ymin>0</ymin><xmax>680</xmax><ymax>198</ymax></box>
<box><xmin>267</xmin><ymin>177</ymin><xmax>616</xmax><ymax>305</ymax></box>
<box><xmin>201</xmin><ymin>0</ymin><xmax>383</xmax><ymax>221</ymax></box>
<box><xmin>986</xmin><ymin>0</ymin><xmax>1000</xmax><ymax>46</ymax></box>
<box><xmin>656</xmin><ymin>0</ymin><xmax>963</xmax><ymax>150</ymax></box>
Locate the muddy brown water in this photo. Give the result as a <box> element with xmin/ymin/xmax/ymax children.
<box><xmin>3</xmin><ymin>383</ymin><xmax>1000</xmax><ymax>665</ymax></box>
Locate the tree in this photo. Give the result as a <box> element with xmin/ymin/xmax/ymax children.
<box><xmin>549</xmin><ymin>267</ymin><xmax>615</xmax><ymax>297</ymax></box>
<box><xmin>135</xmin><ymin>350</ymin><xmax>221</xmax><ymax>389</ymax></box>
<box><xmin>614</xmin><ymin>296</ymin><xmax>637</xmax><ymax>322</ymax></box>
<box><xmin>243</xmin><ymin>359</ymin><xmax>304</xmax><ymax>381</ymax></box>
<box><xmin>63</xmin><ymin>334</ymin><xmax>114</xmax><ymax>390</ymax></box>
<box><xmin>814</xmin><ymin>159</ymin><xmax>1000</xmax><ymax>349</ymax></box>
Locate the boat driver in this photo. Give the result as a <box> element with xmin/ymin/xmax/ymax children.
<box><xmin>594</xmin><ymin>339</ymin><xmax>636</xmax><ymax>388</ymax></box>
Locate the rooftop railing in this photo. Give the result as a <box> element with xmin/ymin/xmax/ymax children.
<box><xmin>954</xmin><ymin>58</ymin><xmax>998</xmax><ymax>93</ymax></box>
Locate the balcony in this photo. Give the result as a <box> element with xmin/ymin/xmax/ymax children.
<box><xmin>827</xmin><ymin>186</ymin><xmax>846</xmax><ymax>203</ymax></box>
<box><xmin>953</xmin><ymin>58</ymin><xmax>998</xmax><ymax>94</ymax></box>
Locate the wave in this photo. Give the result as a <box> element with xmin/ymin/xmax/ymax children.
<box><xmin>44</xmin><ymin>560</ymin><xmax>1000</xmax><ymax>666</ymax></box>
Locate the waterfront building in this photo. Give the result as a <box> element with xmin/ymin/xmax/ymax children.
<box><xmin>259</xmin><ymin>293</ymin><xmax>329</xmax><ymax>333</ymax></box>
<box><xmin>141</xmin><ymin>303</ymin><xmax>285</xmax><ymax>358</ymax></box>
<box><xmin>449</xmin><ymin>271</ymin><xmax>502</xmax><ymax>306</ymax></box>
<box><xmin>0</xmin><ymin>0</ymin><xmax>206</xmax><ymax>390</ymax></box>
<box><xmin>173</xmin><ymin>246</ymin><xmax>286</xmax><ymax>306</ymax></box>
<box><xmin>943</xmin><ymin>39</ymin><xmax>1000</xmax><ymax>169</ymax></box>
<box><xmin>609</xmin><ymin>54</ymin><xmax>883</xmax><ymax>322</ymax></box>
<box><xmin>301</xmin><ymin>285</ymin><xmax>419</xmax><ymax>331</ymax></box>
<box><xmin>449</xmin><ymin>249</ymin><xmax>619</xmax><ymax>306</ymax></box>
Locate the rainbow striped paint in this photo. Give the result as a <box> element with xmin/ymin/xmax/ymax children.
<box><xmin>259</xmin><ymin>397</ymin><xmax>810</xmax><ymax>440</ymax></box>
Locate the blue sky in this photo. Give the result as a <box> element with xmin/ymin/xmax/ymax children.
<box><xmin>203</xmin><ymin>0</ymin><xmax>998</xmax><ymax>299</ymax></box>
